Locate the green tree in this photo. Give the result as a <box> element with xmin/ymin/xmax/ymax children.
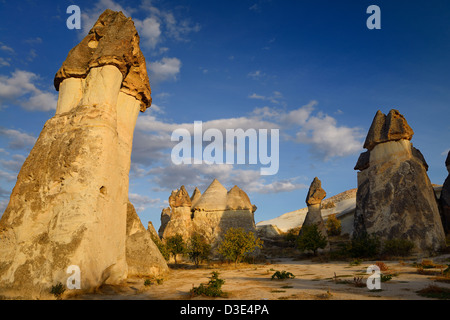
<box><xmin>149</xmin><ymin>233</ymin><xmax>170</xmax><ymax>261</ymax></box>
<box><xmin>165</xmin><ymin>234</ymin><xmax>186</xmax><ymax>264</ymax></box>
<box><xmin>297</xmin><ymin>224</ymin><xmax>328</xmax><ymax>255</ymax></box>
<box><xmin>187</xmin><ymin>233</ymin><xmax>211</xmax><ymax>266</ymax></box>
<box><xmin>326</xmin><ymin>214</ymin><xmax>342</xmax><ymax>236</ymax></box>
<box><xmin>217</xmin><ymin>227</ymin><xmax>263</xmax><ymax>268</ymax></box>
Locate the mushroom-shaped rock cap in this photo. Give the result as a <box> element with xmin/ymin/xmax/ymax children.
<box><xmin>169</xmin><ymin>186</ymin><xmax>192</xmax><ymax>208</ymax></box>
<box><xmin>54</xmin><ymin>9</ymin><xmax>151</xmax><ymax>112</ymax></box>
<box><xmin>306</xmin><ymin>177</ymin><xmax>326</xmax><ymax>206</ymax></box>
<box><xmin>363</xmin><ymin>110</ymin><xmax>414</xmax><ymax>151</ymax></box>
<box><xmin>226</xmin><ymin>186</ymin><xmax>253</xmax><ymax>211</ymax></box>
<box><xmin>192</xmin><ymin>179</ymin><xmax>228</xmax><ymax>211</ymax></box>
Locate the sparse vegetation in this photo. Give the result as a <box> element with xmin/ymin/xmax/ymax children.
<box><xmin>296</xmin><ymin>224</ymin><xmax>328</xmax><ymax>256</ymax></box>
<box><xmin>347</xmin><ymin>232</ymin><xmax>381</xmax><ymax>258</ymax></box>
<box><xmin>271</xmin><ymin>270</ymin><xmax>295</xmax><ymax>280</ymax></box>
<box><xmin>416</xmin><ymin>285</ymin><xmax>450</xmax><ymax>300</ymax></box>
<box><xmin>186</xmin><ymin>233</ymin><xmax>211</xmax><ymax>267</ymax></box>
<box><xmin>382</xmin><ymin>238</ymin><xmax>415</xmax><ymax>257</ymax></box>
<box><xmin>150</xmin><ymin>233</ymin><xmax>170</xmax><ymax>261</ymax></box>
<box><xmin>50</xmin><ymin>282</ymin><xmax>66</xmax><ymax>300</ymax></box>
<box><xmin>217</xmin><ymin>227</ymin><xmax>263</xmax><ymax>268</ymax></box>
<box><xmin>165</xmin><ymin>234</ymin><xmax>186</xmax><ymax>264</ymax></box>
<box><xmin>190</xmin><ymin>271</ymin><xmax>227</xmax><ymax>298</ymax></box>
<box><xmin>325</xmin><ymin>214</ymin><xmax>341</xmax><ymax>236</ymax></box>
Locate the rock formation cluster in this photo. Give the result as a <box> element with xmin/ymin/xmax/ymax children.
<box><xmin>353</xmin><ymin>109</ymin><xmax>446</xmax><ymax>254</ymax></box>
<box><xmin>0</xmin><ymin>10</ymin><xmax>167</xmax><ymax>299</ymax></box>
<box><xmin>159</xmin><ymin>179</ymin><xmax>257</xmax><ymax>249</ymax></box>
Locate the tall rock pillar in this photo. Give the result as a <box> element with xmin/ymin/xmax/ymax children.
<box><xmin>0</xmin><ymin>10</ymin><xmax>153</xmax><ymax>298</ymax></box>
<box><xmin>353</xmin><ymin>110</ymin><xmax>446</xmax><ymax>254</ymax></box>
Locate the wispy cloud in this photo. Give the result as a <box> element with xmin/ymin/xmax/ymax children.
<box><xmin>0</xmin><ymin>70</ymin><xmax>57</xmax><ymax>111</ymax></box>
<box><xmin>0</xmin><ymin>128</ymin><xmax>37</xmax><ymax>150</ymax></box>
<box><xmin>148</xmin><ymin>57</ymin><xmax>181</xmax><ymax>83</ymax></box>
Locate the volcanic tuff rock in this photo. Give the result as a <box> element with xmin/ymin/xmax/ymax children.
<box><xmin>354</xmin><ymin>110</ymin><xmax>445</xmax><ymax>254</ymax></box>
<box><xmin>301</xmin><ymin>177</ymin><xmax>329</xmax><ymax>243</ymax></box>
<box><xmin>305</xmin><ymin>177</ymin><xmax>327</xmax><ymax>206</ymax></box>
<box><xmin>126</xmin><ymin>202</ymin><xmax>168</xmax><ymax>277</ymax></box>
<box><xmin>440</xmin><ymin>151</ymin><xmax>450</xmax><ymax>233</ymax></box>
<box><xmin>363</xmin><ymin>109</ymin><xmax>414</xmax><ymax>151</ymax></box>
<box><xmin>159</xmin><ymin>180</ymin><xmax>257</xmax><ymax>250</ymax></box>
<box><xmin>0</xmin><ymin>10</ymin><xmax>166</xmax><ymax>299</ymax></box>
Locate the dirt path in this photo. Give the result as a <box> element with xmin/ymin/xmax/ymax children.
<box><xmin>71</xmin><ymin>254</ymin><xmax>450</xmax><ymax>300</ymax></box>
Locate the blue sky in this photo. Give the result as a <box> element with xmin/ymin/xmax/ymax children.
<box><xmin>0</xmin><ymin>0</ymin><xmax>449</xmax><ymax>230</ymax></box>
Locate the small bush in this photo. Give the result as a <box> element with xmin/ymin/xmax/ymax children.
<box><xmin>150</xmin><ymin>233</ymin><xmax>170</xmax><ymax>261</ymax></box>
<box><xmin>375</xmin><ymin>262</ymin><xmax>389</xmax><ymax>272</ymax></box>
<box><xmin>382</xmin><ymin>238</ymin><xmax>415</xmax><ymax>257</ymax></box>
<box><xmin>348</xmin><ymin>233</ymin><xmax>381</xmax><ymax>258</ymax></box>
<box><xmin>271</xmin><ymin>270</ymin><xmax>295</xmax><ymax>280</ymax></box>
<box><xmin>144</xmin><ymin>279</ymin><xmax>152</xmax><ymax>287</ymax></box>
<box><xmin>190</xmin><ymin>271</ymin><xmax>227</xmax><ymax>297</ymax></box>
<box><xmin>297</xmin><ymin>224</ymin><xmax>328</xmax><ymax>256</ymax></box>
<box><xmin>50</xmin><ymin>282</ymin><xmax>66</xmax><ymax>300</ymax></box>
<box><xmin>381</xmin><ymin>274</ymin><xmax>393</xmax><ymax>282</ymax></box>
<box><xmin>326</xmin><ymin>214</ymin><xmax>342</xmax><ymax>236</ymax></box>
<box><xmin>417</xmin><ymin>285</ymin><xmax>450</xmax><ymax>300</ymax></box>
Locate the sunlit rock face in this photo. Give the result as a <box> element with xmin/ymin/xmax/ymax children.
<box><xmin>159</xmin><ymin>179</ymin><xmax>257</xmax><ymax>250</ymax></box>
<box><xmin>354</xmin><ymin>110</ymin><xmax>446</xmax><ymax>254</ymax></box>
<box><xmin>0</xmin><ymin>10</ymin><xmax>163</xmax><ymax>299</ymax></box>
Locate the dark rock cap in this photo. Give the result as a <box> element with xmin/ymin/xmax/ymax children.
<box><xmin>354</xmin><ymin>151</ymin><xmax>370</xmax><ymax>171</ymax></box>
<box><xmin>54</xmin><ymin>9</ymin><xmax>151</xmax><ymax>112</ymax></box>
<box><xmin>363</xmin><ymin>110</ymin><xmax>414</xmax><ymax>151</ymax></box>
<box><xmin>306</xmin><ymin>177</ymin><xmax>326</xmax><ymax>206</ymax></box>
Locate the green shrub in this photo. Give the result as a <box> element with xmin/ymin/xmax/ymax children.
<box><xmin>348</xmin><ymin>232</ymin><xmax>380</xmax><ymax>258</ymax></box>
<box><xmin>186</xmin><ymin>233</ymin><xmax>211</xmax><ymax>266</ymax></box>
<box><xmin>217</xmin><ymin>228</ymin><xmax>263</xmax><ymax>267</ymax></box>
<box><xmin>144</xmin><ymin>279</ymin><xmax>152</xmax><ymax>287</ymax></box>
<box><xmin>150</xmin><ymin>233</ymin><xmax>170</xmax><ymax>261</ymax></box>
<box><xmin>326</xmin><ymin>214</ymin><xmax>342</xmax><ymax>236</ymax></box>
<box><xmin>296</xmin><ymin>224</ymin><xmax>328</xmax><ymax>255</ymax></box>
<box><xmin>50</xmin><ymin>282</ymin><xmax>66</xmax><ymax>300</ymax></box>
<box><xmin>165</xmin><ymin>234</ymin><xmax>186</xmax><ymax>264</ymax></box>
<box><xmin>190</xmin><ymin>271</ymin><xmax>227</xmax><ymax>297</ymax></box>
<box><xmin>382</xmin><ymin>238</ymin><xmax>415</xmax><ymax>257</ymax></box>
<box><xmin>271</xmin><ymin>270</ymin><xmax>295</xmax><ymax>280</ymax></box>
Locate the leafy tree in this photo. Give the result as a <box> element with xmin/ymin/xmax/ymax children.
<box><xmin>165</xmin><ymin>234</ymin><xmax>186</xmax><ymax>264</ymax></box>
<box><xmin>296</xmin><ymin>224</ymin><xmax>328</xmax><ymax>255</ymax></box>
<box><xmin>217</xmin><ymin>227</ymin><xmax>263</xmax><ymax>267</ymax></box>
<box><xmin>326</xmin><ymin>214</ymin><xmax>342</xmax><ymax>236</ymax></box>
<box><xmin>186</xmin><ymin>233</ymin><xmax>211</xmax><ymax>266</ymax></box>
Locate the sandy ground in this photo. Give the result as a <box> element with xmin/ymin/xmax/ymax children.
<box><xmin>70</xmin><ymin>253</ymin><xmax>450</xmax><ymax>300</ymax></box>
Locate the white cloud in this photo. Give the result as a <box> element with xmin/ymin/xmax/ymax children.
<box><xmin>441</xmin><ymin>149</ymin><xmax>449</xmax><ymax>157</ymax></box>
<box><xmin>148</xmin><ymin>57</ymin><xmax>181</xmax><ymax>83</ymax></box>
<box><xmin>0</xmin><ymin>42</ymin><xmax>14</xmax><ymax>54</ymax></box>
<box><xmin>249</xmin><ymin>91</ymin><xmax>284</xmax><ymax>104</ymax></box>
<box><xmin>134</xmin><ymin>17</ymin><xmax>161</xmax><ymax>48</ymax></box>
<box><xmin>0</xmin><ymin>154</ymin><xmax>26</xmax><ymax>172</ymax></box>
<box><xmin>0</xmin><ymin>70</ymin><xmax>57</xmax><ymax>111</ymax></box>
<box><xmin>129</xmin><ymin>193</ymin><xmax>162</xmax><ymax>212</ymax></box>
<box><xmin>0</xmin><ymin>169</ymin><xmax>16</xmax><ymax>182</ymax></box>
<box><xmin>0</xmin><ymin>128</ymin><xmax>37</xmax><ymax>150</ymax></box>
<box><xmin>0</xmin><ymin>58</ymin><xmax>10</xmax><ymax>67</ymax></box>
